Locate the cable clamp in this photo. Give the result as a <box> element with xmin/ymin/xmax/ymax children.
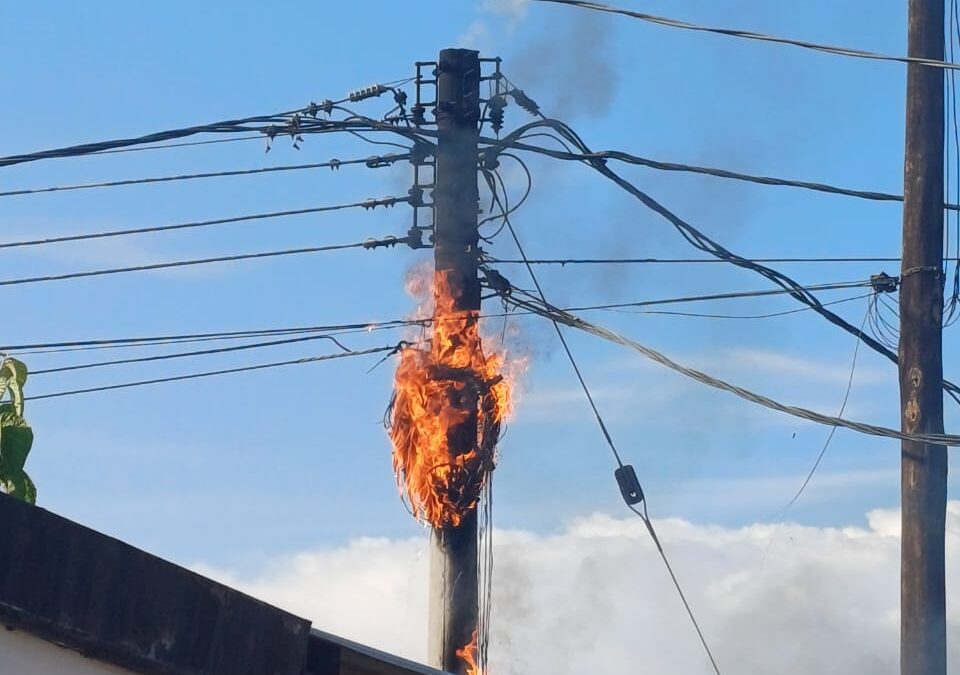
<box><xmin>614</xmin><ymin>465</ymin><xmax>645</xmax><ymax>506</ymax></box>
<box><xmin>306</xmin><ymin>100</ymin><xmax>334</xmax><ymax>117</ymax></box>
<box><xmin>870</xmin><ymin>272</ymin><xmax>899</xmax><ymax>294</ymax></box>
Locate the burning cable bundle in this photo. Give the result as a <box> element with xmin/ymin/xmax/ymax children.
<box><xmin>388</xmin><ymin>269</ymin><xmax>513</xmax><ymax>528</ymax></box>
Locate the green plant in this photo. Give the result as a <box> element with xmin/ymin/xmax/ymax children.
<box><xmin>0</xmin><ymin>357</ymin><xmax>35</xmax><ymax>503</ymax></box>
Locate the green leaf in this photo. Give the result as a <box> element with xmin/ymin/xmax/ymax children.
<box><xmin>0</xmin><ymin>358</ymin><xmax>28</xmax><ymax>417</ymax></box>
<box><xmin>0</xmin><ymin>398</ymin><xmax>35</xmax><ymax>504</ymax></box>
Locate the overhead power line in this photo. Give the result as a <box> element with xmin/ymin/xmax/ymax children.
<box><xmin>532</xmin><ymin>0</ymin><xmax>960</xmax><ymax>71</ymax></box>
<box><xmin>495</xmin><ymin>137</ymin><xmax>960</xmax><ymax>212</ymax></box>
<box><xmin>29</xmin><ymin>333</ymin><xmax>358</xmax><ymax>375</ymax></box>
<box><xmin>28</xmin><ymin>344</ymin><xmax>405</xmax><ymax>401</ymax></box>
<box><xmin>0</xmin><ymin>153</ymin><xmax>411</xmax><ymax>198</ymax></box>
<box><xmin>0</xmin><ymin>234</ymin><xmax>414</xmax><ymax>287</ymax></box>
<box><xmin>483</xmin><ymin>163</ymin><xmax>723</xmax><ymax>675</ymax></box>
<box><xmin>0</xmin><ymin>79</ymin><xmax>422</xmax><ymax>168</ymax></box>
<box><xmin>507</xmin><ymin>293</ymin><xmax>960</xmax><ymax>446</ymax></box>
<box><xmin>0</xmin><ymin>98</ymin><xmax>346</xmax><ymax>168</ymax></box>
<box><xmin>0</xmin><ymin>321</ymin><xmax>418</xmax><ymax>354</ymax></box>
<box><xmin>3</xmin><ymin>279</ymin><xmax>871</xmax><ymax>355</ymax></box>
<box><xmin>492</xmin><ymin>117</ymin><xmax>960</xmax><ymax>404</ymax></box>
<box><xmin>0</xmin><ymin>195</ymin><xmax>410</xmax><ymax>250</ymax></box>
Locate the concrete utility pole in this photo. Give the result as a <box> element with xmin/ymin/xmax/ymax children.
<box><xmin>429</xmin><ymin>48</ymin><xmax>482</xmax><ymax>675</ymax></box>
<box><xmin>899</xmin><ymin>2</ymin><xmax>948</xmax><ymax>674</ymax></box>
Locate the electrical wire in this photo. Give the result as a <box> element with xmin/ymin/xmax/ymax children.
<box><xmin>780</xmin><ymin>302</ymin><xmax>871</xmax><ymax>514</ymax></box>
<box><xmin>482</xmin><ymin>161</ymin><xmax>723</xmax><ymax>675</ymax></box>
<box><xmin>491</xmin><ymin>116</ymin><xmax>960</xmax><ymax>405</ymax></box>
<box><xmin>0</xmin><ymin>321</ymin><xmax>422</xmax><ymax>355</ymax></box>
<box><xmin>28</xmin><ymin>333</ymin><xmax>356</xmax><ymax>375</ymax></box>
<box><xmin>2</xmin><ymin>282</ymin><xmax>873</xmax><ymax>358</ymax></box>
<box><xmin>614</xmin><ymin>292</ymin><xmax>871</xmax><ymax>320</ymax></box>
<box><xmin>532</xmin><ymin>0</ymin><xmax>960</xmax><ymax>71</ymax></box>
<box><xmin>27</xmin><ymin>344</ymin><xmax>405</xmax><ymax>401</ymax></box>
<box><xmin>0</xmin><ymin>235</ymin><xmax>408</xmax><ymax>287</ymax></box>
<box><xmin>490</xmin><ymin>136</ymin><xmax>960</xmax><ymax>212</ymax></box>
<box><xmin>0</xmin><ymin>196</ymin><xmax>409</xmax><ymax>250</ymax></box>
<box><xmin>504</xmin><ymin>292</ymin><xmax>960</xmax><ymax>446</ymax></box>
<box><xmin>0</xmin><ymin>153</ymin><xmax>411</xmax><ymax>198</ymax></box>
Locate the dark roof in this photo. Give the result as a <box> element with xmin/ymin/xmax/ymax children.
<box><xmin>0</xmin><ymin>493</ymin><xmax>445</xmax><ymax>675</ymax></box>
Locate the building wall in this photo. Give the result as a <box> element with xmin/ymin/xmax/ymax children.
<box><xmin>0</xmin><ymin>627</ymin><xmax>135</xmax><ymax>675</ymax></box>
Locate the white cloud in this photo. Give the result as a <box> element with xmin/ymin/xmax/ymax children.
<box><xmin>197</xmin><ymin>502</ymin><xmax>960</xmax><ymax>674</ymax></box>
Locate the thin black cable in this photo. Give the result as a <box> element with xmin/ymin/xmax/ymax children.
<box><xmin>0</xmin><ymin>153</ymin><xmax>410</xmax><ymax>198</ymax></box>
<box><xmin>27</xmin><ymin>344</ymin><xmax>402</xmax><ymax>401</ymax></box>
<box><xmin>483</xmin><ymin>167</ymin><xmax>624</xmax><ymax>465</ymax></box>
<box><xmin>88</xmin><ymin>135</ymin><xmax>264</xmax><ymax>155</ymax></box>
<box><xmin>493</xmin><ymin>135</ymin><xmax>960</xmax><ymax>213</ymax></box>
<box><xmin>0</xmin><ymin>99</ymin><xmax>346</xmax><ymax>168</ymax></box>
<box><xmin>0</xmin><ymin>236</ymin><xmax>404</xmax><ymax>287</ymax></box>
<box><xmin>28</xmin><ymin>333</ymin><xmax>355</xmax><ymax>375</ymax></box>
<box><xmin>0</xmin><ymin>321</ymin><xmax>421</xmax><ymax>354</ymax></box>
<box><xmin>0</xmin><ymin>197</ymin><xmax>407</xmax><ymax>250</ymax></box>
<box><xmin>3</xmin><ymin>281</ymin><xmax>870</xmax><ymax>357</ymax></box>
<box><xmin>615</xmin><ymin>293</ymin><xmax>871</xmax><ymax>320</ymax></box>
<box><xmin>533</xmin><ymin>0</ymin><xmax>960</xmax><ymax>71</ymax></box>
<box><xmin>487</xmin><ymin>163</ymin><xmax>722</xmax><ymax>675</ymax></box>
<box><xmin>781</xmin><ymin>302</ymin><xmax>870</xmax><ymax>511</ymax></box>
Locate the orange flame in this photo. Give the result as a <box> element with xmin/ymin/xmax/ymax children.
<box><xmin>389</xmin><ymin>269</ymin><xmax>514</xmax><ymax>528</ymax></box>
<box><xmin>456</xmin><ymin>631</ymin><xmax>480</xmax><ymax>675</ymax></box>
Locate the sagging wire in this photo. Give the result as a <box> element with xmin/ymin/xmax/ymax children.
<box><xmin>763</xmin><ymin>300</ymin><xmax>872</xmax><ymax>558</ymax></box>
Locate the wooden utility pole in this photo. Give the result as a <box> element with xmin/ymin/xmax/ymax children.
<box><xmin>428</xmin><ymin>47</ymin><xmax>482</xmax><ymax>675</ymax></box>
<box><xmin>900</xmin><ymin>2</ymin><xmax>948</xmax><ymax>674</ymax></box>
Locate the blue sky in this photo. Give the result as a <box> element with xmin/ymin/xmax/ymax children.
<box><xmin>1</xmin><ymin>0</ymin><xmax>957</xmax><ymax>573</ymax></box>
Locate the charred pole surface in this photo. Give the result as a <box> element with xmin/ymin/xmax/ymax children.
<box><xmin>900</xmin><ymin>1</ymin><xmax>948</xmax><ymax>674</ymax></box>
<box><xmin>429</xmin><ymin>48</ymin><xmax>482</xmax><ymax>675</ymax></box>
